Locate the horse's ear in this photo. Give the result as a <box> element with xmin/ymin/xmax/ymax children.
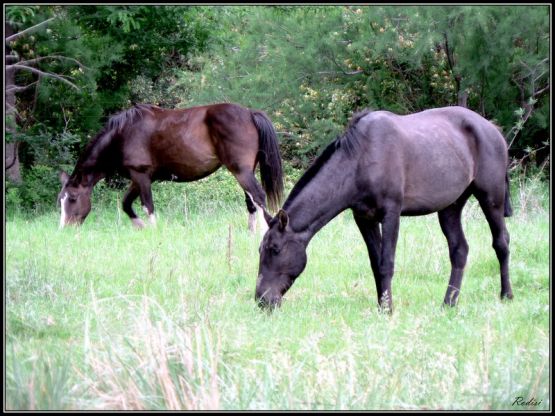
<box><xmin>83</xmin><ymin>173</ymin><xmax>96</xmax><ymax>188</ymax></box>
<box><xmin>60</xmin><ymin>171</ymin><xmax>69</xmax><ymax>186</ymax></box>
<box><xmin>277</xmin><ymin>209</ymin><xmax>289</xmax><ymax>231</ymax></box>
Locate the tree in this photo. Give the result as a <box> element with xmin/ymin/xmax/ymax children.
<box><xmin>183</xmin><ymin>5</ymin><xmax>549</xmax><ymax>167</ymax></box>
<box><xmin>5</xmin><ymin>5</ymin><xmax>220</xmax><ymax>211</ymax></box>
<box><xmin>5</xmin><ymin>6</ymin><xmax>94</xmax><ymax>185</ymax></box>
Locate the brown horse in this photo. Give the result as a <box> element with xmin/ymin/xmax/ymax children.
<box><xmin>58</xmin><ymin>103</ymin><xmax>284</xmax><ymax>231</ymax></box>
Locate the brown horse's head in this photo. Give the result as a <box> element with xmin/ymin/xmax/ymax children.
<box><xmin>255</xmin><ymin>209</ymin><xmax>307</xmax><ymax>309</ymax></box>
<box><xmin>58</xmin><ymin>171</ymin><xmax>92</xmax><ymax>228</ymax></box>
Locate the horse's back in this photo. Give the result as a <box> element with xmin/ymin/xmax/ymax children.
<box><xmin>119</xmin><ymin>103</ymin><xmax>261</xmax><ymax>180</ymax></box>
<box><xmin>355</xmin><ymin>106</ymin><xmax>507</xmax><ymax>215</ymax></box>
<box><xmin>120</xmin><ymin>105</ymin><xmax>220</xmax><ymax>178</ymax></box>
<box><xmin>358</xmin><ymin>106</ymin><xmax>507</xmax><ymax>170</ymax></box>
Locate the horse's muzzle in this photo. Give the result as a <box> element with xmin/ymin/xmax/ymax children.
<box><xmin>255</xmin><ymin>286</ymin><xmax>283</xmax><ymax>310</ymax></box>
<box><xmin>60</xmin><ymin>216</ymin><xmax>85</xmax><ymax>228</ymax></box>
<box><xmin>255</xmin><ymin>294</ymin><xmax>282</xmax><ymax>310</ymax></box>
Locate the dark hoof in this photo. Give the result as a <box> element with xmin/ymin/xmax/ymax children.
<box><xmin>442</xmin><ymin>300</ymin><xmax>458</xmax><ymax>308</ymax></box>
<box><xmin>501</xmin><ymin>292</ymin><xmax>514</xmax><ymax>301</ymax></box>
<box><xmin>377</xmin><ymin>304</ymin><xmax>393</xmax><ymax>315</ymax></box>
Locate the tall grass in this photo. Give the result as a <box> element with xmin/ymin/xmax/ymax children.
<box><xmin>5</xmin><ymin>173</ymin><xmax>550</xmax><ymax>410</ymax></box>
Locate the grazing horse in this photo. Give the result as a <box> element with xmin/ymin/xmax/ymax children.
<box><xmin>58</xmin><ymin>103</ymin><xmax>283</xmax><ymax>231</ymax></box>
<box><xmin>256</xmin><ymin>106</ymin><xmax>513</xmax><ymax>311</ymax></box>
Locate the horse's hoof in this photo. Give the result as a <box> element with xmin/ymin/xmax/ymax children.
<box><xmin>132</xmin><ymin>218</ymin><xmax>146</xmax><ymax>229</ymax></box>
<box><xmin>377</xmin><ymin>303</ymin><xmax>393</xmax><ymax>315</ymax></box>
<box><xmin>442</xmin><ymin>299</ymin><xmax>458</xmax><ymax>308</ymax></box>
<box><xmin>501</xmin><ymin>292</ymin><xmax>514</xmax><ymax>301</ymax></box>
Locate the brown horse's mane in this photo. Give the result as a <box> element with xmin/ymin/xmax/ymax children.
<box><xmin>71</xmin><ymin>104</ymin><xmax>158</xmax><ymax>183</ymax></box>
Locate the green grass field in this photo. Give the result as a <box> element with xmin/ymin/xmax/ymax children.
<box><xmin>5</xmin><ymin>175</ymin><xmax>550</xmax><ymax>410</ymax></box>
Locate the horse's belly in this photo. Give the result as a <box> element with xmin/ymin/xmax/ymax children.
<box><xmin>399</xmin><ymin>136</ymin><xmax>474</xmax><ymax>215</ymax></box>
<box><xmin>160</xmin><ymin>158</ymin><xmax>221</xmax><ymax>181</ymax></box>
<box><xmin>150</xmin><ymin>128</ymin><xmax>220</xmax><ymax>180</ymax></box>
<box><xmin>401</xmin><ymin>186</ymin><xmax>468</xmax><ymax>215</ymax></box>
<box><xmin>401</xmin><ymin>164</ymin><xmax>473</xmax><ymax>215</ymax></box>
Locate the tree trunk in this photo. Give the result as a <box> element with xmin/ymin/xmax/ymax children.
<box><xmin>457</xmin><ymin>89</ymin><xmax>468</xmax><ymax>108</ymax></box>
<box><xmin>5</xmin><ymin>21</ymin><xmax>22</xmax><ymax>183</ymax></box>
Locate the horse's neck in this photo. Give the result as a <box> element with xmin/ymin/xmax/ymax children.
<box><xmin>71</xmin><ymin>165</ymin><xmax>104</xmax><ymax>188</ymax></box>
<box><xmin>74</xmin><ymin>129</ymin><xmax>116</xmax><ymax>185</ymax></box>
<box><xmin>286</xmin><ymin>151</ymin><xmax>356</xmax><ymax>243</ymax></box>
<box><xmin>73</xmin><ymin>150</ymin><xmax>107</xmax><ymax>187</ymax></box>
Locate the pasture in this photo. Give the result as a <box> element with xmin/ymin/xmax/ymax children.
<box><xmin>5</xmin><ymin>171</ymin><xmax>550</xmax><ymax>410</ymax></box>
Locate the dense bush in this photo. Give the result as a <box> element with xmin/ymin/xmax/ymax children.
<box><xmin>5</xmin><ymin>5</ymin><xmax>550</xmax><ymax>214</ymax></box>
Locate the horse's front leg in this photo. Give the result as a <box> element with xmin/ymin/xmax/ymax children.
<box><xmin>122</xmin><ymin>183</ymin><xmax>145</xmax><ymax>229</ymax></box>
<box><xmin>378</xmin><ymin>206</ymin><xmax>401</xmax><ymax>313</ymax></box>
<box><xmin>353</xmin><ymin>212</ymin><xmax>384</xmax><ymax>308</ymax></box>
<box><xmin>129</xmin><ymin>169</ymin><xmax>156</xmax><ymax>227</ymax></box>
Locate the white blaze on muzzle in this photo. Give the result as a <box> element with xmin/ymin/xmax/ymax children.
<box><xmin>59</xmin><ymin>192</ymin><xmax>68</xmax><ymax>228</ymax></box>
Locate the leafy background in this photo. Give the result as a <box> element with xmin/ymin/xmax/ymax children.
<box><xmin>5</xmin><ymin>5</ymin><xmax>550</xmax><ymax>213</ymax></box>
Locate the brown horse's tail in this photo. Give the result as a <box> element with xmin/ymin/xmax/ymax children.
<box><xmin>504</xmin><ymin>170</ymin><xmax>513</xmax><ymax>217</ymax></box>
<box><xmin>251</xmin><ymin>110</ymin><xmax>284</xmax><ymax>212</ymax></box>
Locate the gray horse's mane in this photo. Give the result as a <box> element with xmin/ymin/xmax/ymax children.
<box><xmin>283</xmin><ymin>109</ymin><xmax>372</xmax><ymax>210</ymax></box>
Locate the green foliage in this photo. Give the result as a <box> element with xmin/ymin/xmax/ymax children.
<box><xmin>68</xmin><ymin>5</ymin><xmax>216</xmax><ymax>109</ymax></box>
<box><xmin>6</xmin><ymin>348</ymin><xmax>72</xmax><ymax>410</ymax></box>
<box><xmin>6</xmin><ymin>6</ymin><xmax>42</xmax><ymax>28</ymax></box>
<box><xmin>7</xmin><ymin>5</ymin><xmax>220</xmax><ymax>213</ymax></box>
<box><xmin>6</xmin><ymin>5</ymin><xmax>550</xmax><ymax>214</ymax></box>
<box><xmin>8</xmin><ymin>124</ymin><xmax>80</xmax><ymax>213</ymax></box>
<box><xmin>5</xmin><ymin>183</ymin><xmax>23</xmax><ymax>217</ymax></box>
<box><xmin>17</xmin><ymin>165</ymin><xmax>62</xmax><ymax>213</ymax></box>
<box><xmin>183</xmin><ymin>6</ymin><xmax>548</xmax><ymax>166</ymax></box>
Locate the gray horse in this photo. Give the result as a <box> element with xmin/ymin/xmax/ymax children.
<box><xmin>256</xmin><ymin>106</ymin><xmax>513</xmax><ymax>311</ymax></box>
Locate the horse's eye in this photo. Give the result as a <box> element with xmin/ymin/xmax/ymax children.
<box><xmin>68</xmin><ymin>196</ymin><xmax>77</xmax><ymax>203</ymax></box>
<box><xmin>270</xmin><ymin>245</ymin><xmax>280</xmax><ymax>255</ymax></box>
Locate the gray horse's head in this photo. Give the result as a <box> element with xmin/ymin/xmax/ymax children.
<box><xmin>255</xmin><ymin>210</ymin><xmax>307</xmax><ymax>308</ymax></box>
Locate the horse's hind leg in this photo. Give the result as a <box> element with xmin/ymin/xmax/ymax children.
<box><xmin>438</xmin><ymin>191</ymin><xmax>471</xmax><ymax>306</ymax></box>
<box><xmin>232</xmin><ymin>168</ymin><xmax>270</xmax><ymax>235</ymax></box>
<box><xmin>474</xmin><ymin>189</ymin><xmax>513</xmax><ymax>300</ymax></box>
<box><xmin>122</xmin><ymin>183</ymin><xmax>145</xmax><ymax>229</ymax></box>
<box><xmin>377</xmin><ymin>208</ymin><xmax>401</xmax><ymax>313</ymax></box>
<box><xmin>245</xmin><ymin>191</ymin><xmax>258</xmax><ymax>233</ymax></box>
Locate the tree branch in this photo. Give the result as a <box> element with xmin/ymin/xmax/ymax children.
<box><xmin>507</xmin><ymin>104</ymin><xmax>534</xmax><ymax>149</ymax></box>
<box><xmin>5</xmin><ymin>54</ymin><xmax>19</xmax><ymax>62</ymax></box>
<box><xmin>533</xmin><ymin>84</ymin><xmax>549</xmax><ymax>98</ymax></box>
<box><xmin>316</xmin><ymin>70</ymin><xmax>364</xmax><ymax>76</ymax></box>
<box><xmin>16</xmin><ymin>55</ymin><xmax>89</xmax><ymax>70</ymax></box>
<box><xmin>8</xmin><ymin>64</ymin><xmax>80</xmax><ymax>90</ymax></box>
<box><xmin>5</xmin><ymin>81</ymin><xmax>38</xmax><ymax>93</ymax></box>
<box><xmin>324</xmin><ymin>48</ymin><xmax>364</xmax><ymax>77</ymax></box>
<box><xmin>5</xmin><ymin>17</ymin><xmax>56</xmax><ymax>43</ymax></box>
<box><xmin>443</xmin><ymin>33</ymin><xmax>455</xmax><ymax>73</ymax></box>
